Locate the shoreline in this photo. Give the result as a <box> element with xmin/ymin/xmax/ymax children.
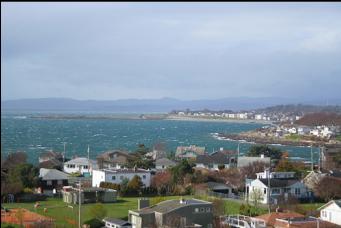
<box><xmin>165</xmin><ymin>116</ymin><xmax>273</xmax><ymax>124</ymax></box>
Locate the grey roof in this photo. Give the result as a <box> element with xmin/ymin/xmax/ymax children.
<box><xmin>155</xmin><ymin>158</ymin><xmax>176</xmax><ymax>166</ymax></box>
<box><xmin>64</xmin><ymin>157</ymin><xmax>98</xmax><ymax>167</ymax></box>
<box><xmin>259</xmin><ymin>178</ymin><xmax>300</xmax><ymax>188</ymax></box>
<box><xmin>207</xmin><ymin>182</ymin><xmax>231</xmax><ymax>190</ymax></box>
<box><xmin>39</xmin><ymin>168</ymin><xmax>69</xmax><ymax>180</ymax></box>
<box><xmin>101</xmin><ymin>168</ymin><xmax>150</xmax><ymax>174</ymax></box>
<box><xmin>196</xmin><ymin>151</ymin><xmax>231</xmax><ymax>165</ymax></box>
<box><xmin>237</xmin><ymin>156</ymin><xmax>270</xmax><ymax>168</ymax></box>
<box><xmin>103</xmin><ymin>217</ymin><xmax>131</xmax><ymax>226</ymax></box>
<box><xmin>133</xmin><ymin>198</ymin><xmax>211</xmax><ymax>214</ymax></box>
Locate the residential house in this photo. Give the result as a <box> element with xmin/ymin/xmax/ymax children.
<box><xmin>255</xmin><ymin>211</ymin><xmax>304</xmax><ymax>227</ymax></box>
<box><xmin>62</xmin><ymin>186</ymin><xmax>117</xmax><ymax>204</ymax></box>
<box><xmin>206</xmin><ymin>182</ymin><xmax>234</xmax><ymax>198</ymax></box>
<box><xmin>176</xmin><ymin>145</ymin><xmax>205</xmax><ymax>159</ymax></box>
<box><xmin>145</xmin><ymin>144</ymin><xmax>167</xmax><ymax>160</ymax></box>
<box><xmin>97</xmin><ymin>150</ymin><xmax>134</xmax><ymax>169</ymax></box>
<box><xmin>39</xmin><ymin>150</ymin><xmax>63</xmax><ymax>163</ymax></box>
<box><xmin>195</xmin><ymin>150</ymin><xmax>237</xmax><ymax>170</ymax></box>
<box><xmin>319</xmin><ymin>200</ymin><xmax>341</xmax><ymax>226</ymax></box>
<box><xmin>39</xmin><ymin>168</ymin><xmax>69</xmax><ymax>196</ymax></box>
<box><xmin>128</xmin><ymin>198</ymin><xmax>213</xmax><ymax>228</ymax></box>
<box><xmin>237</xmin><ymin>155</ymin><xmax>271</xmax><ymax>168</ymax></box>
<box><xmin>38</xmin><ymin>150</ymin><xmax>63</xmax><ymax>170</ymax></box>
<box><xmin>245</xmin><ymin>170</ymin><xmax>310</xmax><ymax>204</ymax></box>
<box><xmin>155</xmin><ymin>158</ymin><xmax>176</xmax><ymax>170</ymax></box>
<box><xmin>103</xmin><ymin>218</ymin><xmax>132</xmax><ymax>228</ymax></box>
<box><xmin>63</xmin><ymin>157</ymin><xmax>98</xmax><ymax>176</ymax></box>
<box><xmin>92</xmin><ymin>168</ymin><xmax>151</xmax><ymax>187</ymax></box>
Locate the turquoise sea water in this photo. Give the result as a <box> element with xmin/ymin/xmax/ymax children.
<box><xmin>1</xmin><ymin>114</ymin><xmax>320</xmax><ymax>164</ymax></box>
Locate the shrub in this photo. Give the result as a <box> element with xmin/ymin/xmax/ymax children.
<box><xmin>83</xmin><ymin>218</ymin><xmax>104</xmax><ymax>228</ymax></box>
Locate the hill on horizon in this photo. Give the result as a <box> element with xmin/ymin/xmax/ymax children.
<box><xmin>2</xmin><ymin>97</ymin><xmax>341</xmax><ymax>113</ymax></box>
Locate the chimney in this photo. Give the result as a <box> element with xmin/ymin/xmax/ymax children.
<box><xmin>138</xmin><ymin>198</ymin><xmax>150</xmax><ymax>210</ymax></box>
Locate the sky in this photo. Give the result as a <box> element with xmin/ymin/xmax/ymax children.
<box><xmin>2</xmin><ymin>2</ymin><xmax>341</xmax><ymax>101</ymax></box>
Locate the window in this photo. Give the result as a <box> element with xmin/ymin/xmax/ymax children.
<box><xmin>162</xmin><ymin>165</ymin><xmax>165</xmax><ymax>169</ymax></box>
<box><xmin>112</xmin><ymin>176</ymin><xmax>116</xmax><ymax>180</ymax></box>
<box><xmin>295</xmin><ymin>188</ymin><xmax>301</xmax><ymax>195</ymax></box>
<box><xmin>200</xmin><ymin>208</ymin><xmax>205</xmax><ymax>212</ymax></box>
<box><xmin>195</xmin><ymin>208</ymin><xmax>199</xmax><ymax>213</ymax></box>
<box><xmin>68</xmin><ymin>164</ymin><xmax>75</xmax><ymax>168</ymax></box>
<box><xmin>264</xmin><ymin>188</ymin><xmax>267</xmax><ymax>194</ymax></box>
<box><xmin>57</xmin><ymin>180</ymin><xmax>63</xmax><ymax>185</ymax></box>
<box><xmin>142</xmin><ymin>175</ymin><xmax>146</xmax><ymax>179</ymax></box>
<box><xmin>206</xmin><ymin>207</ymin><xmax>210</xmax><ymax>212</ymax></box>
<box><xmin>46</xmin><ymin>180</ymin><xmax>52</xmax><ymax>186</ymax></box>
<box><xmin>83</xmin><ymin>165</ymin><xmax>88</xmax><ymax>169</ymax></box>
<box><xmin>284</xmin><ymin>188</ymin><xmax>291</xmax><ymax>193</ymax></box>
<box><xmin>271</xmin><ymin>188</ymin><xmax>280</xmax><ymax>195</ymax></box>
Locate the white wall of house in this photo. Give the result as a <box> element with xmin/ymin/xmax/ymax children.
<box><xmin>92</xmin><ymin>169</ymin><xmax>151</xmax><ymax>188</ymax></box>
<box><xmin>195</xmin><ymin>163</ymin><xmax>230</xmax><ymax>171</ymax></box>
<box><xmin>64</xmin><ymin>163</ymin><xmax>91</xmax><ymax>175</ymax></box>
<box><xmin>320</xmin><ymin>202</ymin><xmax>341</xmax><ymax>226</ymax></box>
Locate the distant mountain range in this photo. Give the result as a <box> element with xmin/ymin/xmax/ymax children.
<box><xmin>2</xmin><ymin>97</ymin><xmax>341</xmax><ymax>113</ymax></box>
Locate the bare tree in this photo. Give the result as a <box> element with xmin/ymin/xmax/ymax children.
<box><xmin>313</xmin><ymin>176</ymin><xmax>341</xmax><ymax>202</ymax></box>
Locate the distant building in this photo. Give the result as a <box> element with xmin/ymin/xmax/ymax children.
<box><xmin>39</xmin><ymin>168</ymin><xmax>69</xmax><ymax>196</ymax></box>
<box><xmin>63</xmin><ymin>157</ymin><xmax>98</xmax><ymax>175</ymax></box>
<box><xmin>319</xmin><ymin>200</ymin><xmax>341</xmax><ymax>226</ymax></box>
<box><xmin>321</xmin><ymin>145</ymin><xmax>341</xmax><ymax>170</ymax></box>
<box><xmin>39</xmin><ymin>150</ymin><xmax>63</xmax><ymax>163</ymax></box>
<box><xmin>103</xmin><ymin>217</ymin><xmax>132</xmax><ymax>228</ymax></box>
<box><xmin>155</xmin><ymin>158</ymin><xmax>176</xmax><ymax>170</ymax></box>
<box><xmin>128</xmin><ymin>198</ymin><xmax>213</xmax><ymax>228</ymax></box>
<box><xmin>195</xmin><ymin>149</ymin><xmax>237</xmax><ymax>170</ymax></box>
<box><xmin>176</xmin><ymin>145</ymin><xmax>205</xmax><ymax>159</ymax></box>
<box><xmin>97</xmin><ymin>150</ymin><xmax>134</xmax><ymax>169</ymax></box>
<box><xmin>237</xmin><ymin>155</ymin><xmax>270</xmax><ymax>168</ymax></box>
<box><xmin>254</xmin><ymin>211</ymin><xmax>304</xmax><ymax>227</ymax></box>
<box><xmin>92</xmin><ymin>168</ymin><xmax>151</xmax><ymax>187</ymax></box>
<box><xmin>62</xmin><ymin>186</ymin><xmax>117</xmax><ymax>204</ymax></box>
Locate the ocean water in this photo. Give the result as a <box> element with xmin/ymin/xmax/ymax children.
<box><xmin>1</xmin><ymin>114</ymin><xmax>320</xmax><ymax>164</ymax></box>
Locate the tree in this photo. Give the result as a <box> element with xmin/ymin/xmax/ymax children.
<box><xmin>126</xmin><ymin>175</ymin><xmax>144</xmax><ymax>195</ymax></box>
<box><xmin>170</xmin><ymin>159</ymin><xmax>194</xmax><ymax>185</ymax></box>
<box><xmin>151</xmin><ymin>171</ymin><xmax>172</xmax><ymax>195</ymax></box>
<box><xmin>313</xmin><ymin>176</ymin><xmax>341</xmax><ymax>202</ymax></box>
<box><xmin>247</xmin><ymin>145</ymin><xmax>282</xmax><ymax>162</ymax></box>
<box><xmin>275</xmin><ymin>159</ymin><xmax>308</xmax><ymax>178</ymax></box>
<box><xmin>89</xmin><ymin>203</ymin><xmax>107</xmax><ymax>220</ymax></box>
<box><xmin>250</xmin><ymin>188</ymin><xmax>263</xmax><ymax>213</ymax></box>
<box><xmin>2</xmin><ymin>152</ymin><xmax>27</xmax><ymax>170</ymax></box>
<box><xmin>15</xmin><ymin>164</ymin><xmax>39</xmax><ymax>188</ymax></box>
<box><xmin>241</xmin><ymin>161</ymin><xmax>269</xmax><ymax>179</ymax></box>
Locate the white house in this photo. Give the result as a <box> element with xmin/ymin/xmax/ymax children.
<box><xmin>63</xmin><ymin>157</ymin><xmax>98</xmax><ymax>175</ymax></box>
<box><xmin>92</xmin><ymin>168</ymin><xmax>151</xmax><ymax>188</ymax></box>
<box><xmin>319</xmin><ymin>200</ymin><xmax>341</xmax><ymax>226</ymax></box>
<box><xmin>245</xmin><ymin>171</ymin><xmax>310</xmax><ymax>204</ymax></box>
<box><xmin>103</xmin><ymin>218</ymin><xmax>132</xmax><ymax>228</ymax></box>
<box><xmin>255</xmin><ymin>114</ymin><xmax>263</xmax><ymax>120</ymax></box>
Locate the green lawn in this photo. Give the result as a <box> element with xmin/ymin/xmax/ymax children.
<box><xmin>1</xmin><ymin>196</ymin><xmax>193</xmax><ymax>228</ymax></box>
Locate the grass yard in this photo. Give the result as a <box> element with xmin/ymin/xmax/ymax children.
<box><xmin>1</xmin><ymin>195</ymin><xmax>193</xmax><ymax>228</ymax></box>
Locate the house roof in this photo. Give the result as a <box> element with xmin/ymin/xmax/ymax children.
<box><xmin>196</xmin><ymin>151</ymin><xmax>231</xmax><ymax>165</ymax></box>
<box><xmin>155</xmin><ymin>158</ymin><xmax>176</xmax><ymax>166</ymax></box>
<box><xmin>101</xmin><ymin>168</ymin><xmax>151</xmax><ymax>174</ymax></box>
<box><xmin>64</xmin><ymin>157</ymin><xmax>97</xmax><ymax>166</ymax></box>
<box><xmin>237</xmin><ymin>156</ymin><xmax>270</xmax><ymax>167</ymax></box>
<box><xmin>132</xmin><ymin>198</ymin><xmax>211</xmax><ymax>214</ymax></box>
<box><xmin>176</xmin><ymin>146</ymin><xmax>205</xmax><ymax>156</ymax></box>
<box><xmin>258</xmin><ymin>178</ymin><xmax>300</xmax><ymax>188</ymax></box>
<box><xmin>207</xmin><ymin>182</ymin><xmax>231</xmax><ymax>190</ymax></box>
<box><xmin>39</xmin><ymin>158</ymin><xmax>62</xmax><ymax>168</ymax></box>
<box><xmin>318</xmin><ymin>200</ymin><xmax>341</xmax><ymax>210</ymax></box>
<box><xmin>39</xmin><ymin>168</ymin><xmax>69</xmax><ymax>180</ymax></box>
<box><xmin>255</xmin><ymin>212</ymin><xmax>304</xmax><ymax>226</ymax></box>
<box><xmin>103</xmin><ymin>217</ymin><xmax>131</xmax><ymax>226</ymax></box>
<box><xmin>97</xmin><ymin>150</ymin><xmax>133</xmax><ymax>160</ymax></box>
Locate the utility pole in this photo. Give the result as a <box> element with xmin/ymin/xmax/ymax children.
<box><xmin>78</xmin><ymin>179</ymin><xmax>81</xmax><ymax>228</ymax></box>
<box><xmin>63</xmin><ymin>142</ymin><xmax>66</xmax><ymax>163</ymax></box>
<box><xmin>311</xmin><ymin>145</ymin><xmax>314</xmax><ymax>171</ymax></box>
<box><xmin>268</xmin><ymin>154</ymin><xmax>271</xmax><ymax>214</ymax></box>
